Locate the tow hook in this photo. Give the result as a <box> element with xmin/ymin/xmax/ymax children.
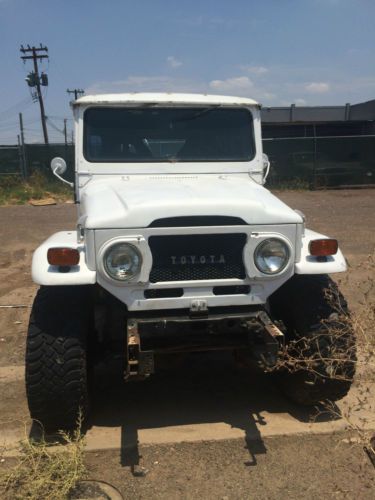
<box><xmin>253</xmin><ymin>311</ymin><xmax>285</xmax><ymax>367</ymax></box>
<box><xmin>125</xmin><ymin>320</ymin><xmax>154</xmax><ymax>380</ymax></box>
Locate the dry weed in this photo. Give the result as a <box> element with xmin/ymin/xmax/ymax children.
<box><xmin>270</xmin><ymin>253</ymin><xmax>374</xmax><ymax>377</ymax></box>
<box><xmin>334</xmin><ymin>254</ymin><xmax>375</xmax><ymax>460</ymax></box>
<box><xmin>270</xmin><ymin>253</ymin><xmax>375</xmax><ymax>458</ymax></box>
<box><xmin>0</xmin><ymin>417</ymin><xmax>85</xmax><ymax>500</ymax></box>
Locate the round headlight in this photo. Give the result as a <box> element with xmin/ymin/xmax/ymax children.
<box><xmin>104</xmin><ymin>243</ymin><xmax>142</xmax><ymax>281</ymax></box>
<box><xmin>254</xmin><ymin>238</ymin><xmax>290</xmax><ymax>275</ymax></box>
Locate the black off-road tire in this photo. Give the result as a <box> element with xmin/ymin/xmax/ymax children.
<box><xmin>269</xmin><ymin>274</ymin><xmax>356</xmax><ymax>405</ymax></box>
<box><xmin>26</xmin><ymin>285</ymin><xmax>93</xmax><ymax>431</ymax></box>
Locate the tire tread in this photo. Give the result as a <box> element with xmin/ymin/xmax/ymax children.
<box><xmin>25</xmin><ymin>285</ymin><xmax>92</xmax><ymax>430</ymax></box>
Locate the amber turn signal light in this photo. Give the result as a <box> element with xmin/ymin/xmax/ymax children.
<box><xmin>309</xmin><ymin>239</ymin><xmax>338</xmax><ymax>256</ymax></box>
<box><xmin>47</xmin><ymin>247</ymin><xmax>80</xmax><ymax>266</ymax></box>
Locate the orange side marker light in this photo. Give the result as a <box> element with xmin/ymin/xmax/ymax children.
<box><xmin>309</xmin><ymin>239</ymin><xmax>338</xmax><ymax>257</ymax></box>
<box><xmin>47</xmin><ymin>247</ymin><xmax>80</xmax><ymax>266</ymax></box>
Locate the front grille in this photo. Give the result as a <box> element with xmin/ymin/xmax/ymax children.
<box><xmin>149</xmin><ymin>233</ymin><xmax>247</xmax><ymax>283</ymax></box>
<box><xmin>144</xmin><ymin>288</ymin><xmax>184</xmax><ymax>299</ymax></box>
<box><xmin>213</xmin><ymin>285</ymin><xmax>250</xmax><ymax>295</ymax></box>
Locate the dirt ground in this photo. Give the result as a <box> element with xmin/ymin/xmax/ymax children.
<box><xmin>83</xmin><ymin>432</ymin><xmax>375</xmax><ymax>500</ymax></box>
<box><xmin>0</xmin><ymin>189</ymin><xmax>374</xmax><ymax>498</ymax></box>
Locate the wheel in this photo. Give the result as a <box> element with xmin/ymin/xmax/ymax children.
<box><xmin>269</xmin><ymin>274</ymin><xmax>356</xmax><ymax>405</ymax></box>
<box><xmin>25</xmin><ymin>285</ymin><xmax>93</xmax><ymax>430</ymax></box>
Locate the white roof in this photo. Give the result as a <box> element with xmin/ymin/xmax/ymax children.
<box><xmin>75</xmin><ymin>92</ymin><xmax>259</xmax><ymax>106</ymax></box>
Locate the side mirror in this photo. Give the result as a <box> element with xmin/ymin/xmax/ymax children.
<box><xmin>50</xmin><ymin>157</ymin><xmax>73</xmax><ymax>187</ymax></box>
<box><xmin>262</xmin><ymin>153</ymin><xmax>270</xmax><ymax>183</ymax></box>
<box><xmin>51</xmin><ymin>157</ymin><xmax>67</xmax><ymax>175</ymax></box>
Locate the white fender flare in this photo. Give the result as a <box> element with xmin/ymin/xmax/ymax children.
<box><xmin>295</xmin><ymin>228</ymin><xmax>347</xmax><ymax>275</ymax></box>
<box><xmin>32</xmin><ymin>231</ymin><xmax>96</xmax><ymax>286</ymax></box>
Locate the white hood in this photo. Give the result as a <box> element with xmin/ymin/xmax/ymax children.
<box><xmin>79</xmin><ymin>174</ymin><xmax>302</xmax><ymax>229</ymax></box>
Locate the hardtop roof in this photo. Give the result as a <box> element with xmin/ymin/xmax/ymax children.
<box><xmin>74</xmin><ymin>92</ymin><xmax>259</xmax><ymax>107</ymax></box>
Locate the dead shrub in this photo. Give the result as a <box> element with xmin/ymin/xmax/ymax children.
<box><xmin>270</xmin><ymin>253</ymin><xmax>375</xmax><ymax>458</ymax></box>
<box><xmin>0</xmin><ymin>418</ymin><xmax>85</xmax><ymax>500</ymax></box>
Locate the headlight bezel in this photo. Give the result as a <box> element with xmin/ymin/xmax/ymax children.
<box><xmin>253</xmin><ymin>237</ymin><xmax>290</xmax><ymax>275</ymax></box>
<box><xmin>97</xmin><ymin>236</ymin><xmax>152</xmax><ymax>286</ymax></box>
<box><xmin>103</xmin><ymin>242</ymin><xmax>143</xmax><ymax>282</ymax></box>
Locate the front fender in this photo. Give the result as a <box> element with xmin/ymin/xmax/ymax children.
<box><xmin>295</xmin><ymin>228</ymin><xmax>347</xmax><ymax>275</ymax></box>
<box><xmin>32</xmin><ymin>231</ymin><xmax>96</xmax><ymax>285</ymax></box>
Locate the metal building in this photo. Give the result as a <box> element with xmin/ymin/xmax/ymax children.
<box><xmin>261</xmin><ymin>99</ymin><xmax>375</xmax><ymax>187</ymax></box>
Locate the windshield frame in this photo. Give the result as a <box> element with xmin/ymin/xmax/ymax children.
<box><xmin>82</xmin><ymin>106</ymin><xmax>256</xmax><ymax>164</ymax></box>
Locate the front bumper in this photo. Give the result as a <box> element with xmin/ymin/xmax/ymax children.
<box><xmin>125</xmin><ymin>308</ymin><xmax>284</xmax><ymax>378</ymax></box>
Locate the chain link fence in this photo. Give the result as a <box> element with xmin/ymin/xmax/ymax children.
<box><xmin>0</xmin><ymin>143</ymin><xmax>74</xmax><ymax>182</ymax></box>
<box><xmin>0</xmin><ymin>146</ymin><xmax>22</xmax><ymax>175</ymax></box>
<box><xmin>0</xmin><ymin>136</ymin><xmax>374</xmax><ymax>188</ymax></box>
<box><xmin>263</xmin><ymin>135</ymin><xmax>375</xmax><ymax>188</ymax></box>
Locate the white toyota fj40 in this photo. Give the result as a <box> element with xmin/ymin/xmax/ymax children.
<box><xmin>26</xmin><ymin>93</ymin><xmax>355</xmax><ymax>429</ymax></box>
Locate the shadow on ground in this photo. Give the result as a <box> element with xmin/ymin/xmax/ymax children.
<box><xmin>54</xmin><ymin>352</ymin><xmax>341</xmax><ymax>473</ymax></box>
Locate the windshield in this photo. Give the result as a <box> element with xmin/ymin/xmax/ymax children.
<box><xmin>83</xmin><ymin>107</ymin><xmax>255</xmax><ymax>162</ymax></box>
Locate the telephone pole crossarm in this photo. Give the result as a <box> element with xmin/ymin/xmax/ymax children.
<box><xmin>67</xmin><ymin>88</ymin><xmax>85</xmax><ymax>101</ymax></box>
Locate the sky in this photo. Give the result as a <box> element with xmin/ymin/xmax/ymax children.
<box><xmin>0</xmin><ymin>0</ymin><xmax>374</xmax><ymax>143</ymax></box>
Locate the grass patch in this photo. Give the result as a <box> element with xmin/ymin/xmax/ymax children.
<box><xmin>0</xmin><ymin>172</ymin><xmax>73</xmax><ymax>205</ymax></box>
<box><xmin>0</xmin><ymin>424</ymin><xmax>85</xmax><ymax>500</ymax></box>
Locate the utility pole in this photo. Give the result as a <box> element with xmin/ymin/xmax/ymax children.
<box><xmin>63</xmin><ymin>118</ymin><xmax>68</xmax><ymax>146</ymax></box>
<box><xmin>19</xmin><ymin>113</ymin><xmax>27</xmax><ymax>178</ymax></box>
<box><xmin>17</xmin><ymin>134</ymin><xmax>24</xmax><ymax>179</ymax></box>
<box><xmin>20</xmin><ymin>44</ymin><xmax>49</xmax><ymax>145</ymax></box>
<box><xmin>67</xmin><ymin>88</ymin><xmax>85</xmax><ymax>100</ymax></box>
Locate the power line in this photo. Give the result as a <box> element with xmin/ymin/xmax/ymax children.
<box><xmin>46</xmin><ymin>117</ymin><xmax>65</xmax><ymax>135</ymax></box>
<box><xmin>0</xmin><ymin>121</ymin><xmax>18</xmax><ymax>129</ymax></box>
<box><xmin>0</xmin><ymin>96</ymin><xmax>31</xmax><ymax>115</ymax></box>
<box><xmin>47</xmin><ymin>114</ymin><xmax>73</xmax><ymax>120</ymax></box>
<box><xmin>24</xmin><ymin>127</ymin><xmax>44</xmax><ymax>132</ymax></box>
<box><xmin>0</xmin><ymin>97</ymin><xmax>34</xmax><ymax>119</ymax></box>
<box><xmin>0</xmin><ymin>118</ymin><xmax>21</xmax><ymax>126</ymax></box>
<box><xmin>24</xmin><ymin>117</ymin><xmax>43</xmax><ymax>125</ymax></box>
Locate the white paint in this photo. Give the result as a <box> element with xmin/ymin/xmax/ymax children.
<box><xmin>93</xmin><ymin>224</ymin><xmax>297</xmax><ymax>310</ymax></box>
<box><xmin>31</xmin><ymin>92</ymin><xmax>348</xmax><ymax>301</ymax></box>
<box><xmin>74</xmin><ymin>92</ymin><xmax>259</xmax><ymax>106</ymax></box>
<box><xmin>31</xmin><ymin>231</ymin><xmax>96</xmax><ymax>285</ymax></box>
<box><xmin>295</xmin><ymin>229</ymin><xmax>347</xmax><ymax>274</ymax></box>
<box><xmin>79</xmin><ymin>174</ymin><xmax>303</xmax><ymax>229</ymax></box>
